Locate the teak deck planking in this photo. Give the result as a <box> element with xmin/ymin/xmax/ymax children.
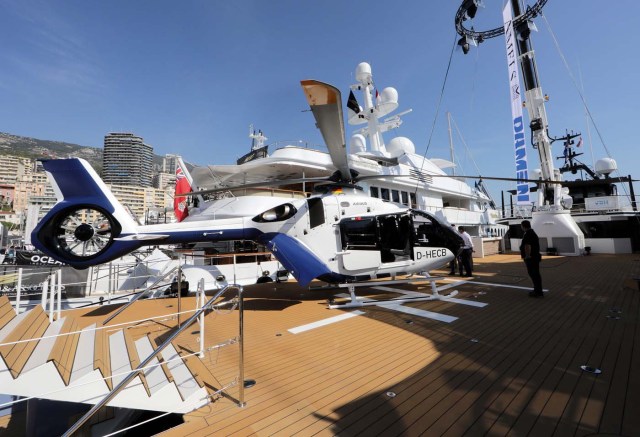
<box><xmin>0</xmin><ymin>253</ymin><xmax>638</xmax><ymax>436</ymax></box>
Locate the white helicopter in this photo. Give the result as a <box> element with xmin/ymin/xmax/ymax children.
<box><xmin>31</xmin><ymin>81</ymin><xmax>467</xmax><ymax>303</ymax></box>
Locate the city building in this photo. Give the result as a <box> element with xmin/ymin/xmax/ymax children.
<box><xmin>162</xmin><ymin>154</ymin><xmax>180</xmax><ymax>174</ymax></box>
<box><xmin>0</xmin><ymin>155</ymin><xmax>32</xmax><ymax>185</ymax></box>
<box><xmin>154</xmin><ymin>172</ymin><xmax>176</xmax><ymax>190</ymax></box>
<box><xmin>102</xmin><ymin>132</ymin><xmax>154</xmax><ymax>187</ymax></box>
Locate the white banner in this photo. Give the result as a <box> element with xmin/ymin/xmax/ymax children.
<box><xmin>503</xmin><ymin>3</ymin><xmax>530</xmax><ymax>205</ymax></box>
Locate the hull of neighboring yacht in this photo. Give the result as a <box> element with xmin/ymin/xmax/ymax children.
<box><xmin>498</xmin><ymin>208</ymin><xmax>640</xmax><ymax>254</ymax></box>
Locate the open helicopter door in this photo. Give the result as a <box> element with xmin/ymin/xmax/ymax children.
<box><xmin>338</xmin><ymin>215</ymin><xmax>382</xmax><ymax>271</ymax></box>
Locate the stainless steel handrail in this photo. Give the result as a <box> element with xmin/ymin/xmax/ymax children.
<box><xmin>102</xmin><ymin>266</ymin><xmax>178</xmax><ymax>325</ymax></box>
<box><xmin>64</xmin><ymin>284</ymin><xmax>243</xmax><ymax>437</ymax></box>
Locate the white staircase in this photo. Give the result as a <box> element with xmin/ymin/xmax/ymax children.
<box><xmin>0</xmin><ymin>295</ymin><xmax>210</xmax><ymax>414</ymax></box>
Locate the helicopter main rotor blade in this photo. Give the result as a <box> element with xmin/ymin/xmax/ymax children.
<box><xmin>177</xmin><ymin>176</ymin><xmax>332</xmax><ymax>197</ymax></box>
<box><xmin>300</xmin><ymin>80</ymin><xmax>351</xmax><ymax>182</ymax></box>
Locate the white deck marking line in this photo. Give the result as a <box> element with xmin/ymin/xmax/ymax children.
<box><xmin>443</xmin><ymin>279</ymin><xmax>549</xmax><ymax>292</ymax></box>
<box><xmin>377</xmin><ymin>303</ymin><xmax>458</xmax><ymax>323</ymax></box>
<box><xmin>372</xmin><ymin>286</ymin><xmax>487</xmax><ymax>308</ymax></box>
<box><xmin>288</xmin><ymin>310</ymin><xmax>365</xmax><ymax>334</ymax></box>
<box><xmin>444</xmin><ymin>297</ymin><xmax>487</xmax><ymax>308</ymax></box>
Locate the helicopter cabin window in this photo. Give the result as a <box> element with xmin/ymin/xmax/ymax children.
<box><xmin>307</xmin><ymin>197</ymin><xmax>325</xmax><ymax>228</ymax></box>
<box><xmin>380</xmin><ymin>188</ymin><xmax>390</xmax><ymax>201</ymax></box>
<box><xmin>412</xmin><ymin>211</ymin><xmax>455</xmax><ymax>249</ymax></box>
<box><xmin>370</xmin><ymin>186</ymin><xmax>379</xmax><ymax>198</ymax></box>
<box><xmin>401</xmin><ymin>191</ymin><xmax>409</xmax><ymax>205</ymax></box>
<box><xmin>392</xmin><ymin>190</ymin><xmax>400</xmax><ymax>203</ymax></box>
<box><xmin>340</xmin><ymin>217</ymin><xmax>378</xmax><ymax>249</ymax></box>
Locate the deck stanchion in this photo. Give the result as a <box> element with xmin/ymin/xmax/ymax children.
<box><xmin>198</xmin><ymin>278</ymin><xmax>205</xmax><ymax>358</ymax></box>
<box><xmin>49</xmin><ymin>274</ymin><xmax>55</xmax><ymax>322</ymax></box>
<box><xmin>41</xmin><ymin>280</ymin><xmax>48</xmax><ymax>311</ymax></box>
<box><xmin>57</xmin><ymin>269</ymin><xmax>62</xmax><ymax>319</ymax></box>
<box><xmin>177</xmin><ymin>255</ymin><xmax>183</xmax><ymax>328</ymax></box>
<box><xmin>238</xmin><ymin>285</ymin><xmax>245</xmax><ymax>407</ymax></box>
<box><xmin>108</xmin><ymin>263</ymin><xmax>113</xmax><ymax>304</ymax></box>
<box><xmin>15</xmin><ymin>268</ymin><xmax>22</xmax><ymax>313</ymax></box>
<box><xmin>233</xmin><ymin>254</ymin><xmax>237</xmax><ymax>285</ymax></box>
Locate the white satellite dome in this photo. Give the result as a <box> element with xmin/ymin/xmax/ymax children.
<box><xmin>530</xmin><ymin>168</ymin><xmax>543</xmax><ymax>180</ymax></box>
<box><xmin>355</xmin><ymin>62</ymin><xmax>372</xmax><ymax>82</ymax></box>
<box><xmin>377</xmin><ymin>87</ymin><xmax>399</xmax><ymax>117</ymax></box>
<box><xmin>350</xmin><ymin>134</ymin><xmax>366</xmax><ymax>154</ymax></box>
<box><xmin>387</xmin><ymin>137</ymin><xmax>415</xmax><ymax>157</ymax></box>
<box><xmin>595</xmin><ymin>157</ymin><xmax>617</xmax><ymax>176</ymax></box>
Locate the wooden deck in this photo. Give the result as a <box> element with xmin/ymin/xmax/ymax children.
<box><xmin>1</xmin><ymin>253</ymin><xmax>639</xmax><ymax>435</ymax></box>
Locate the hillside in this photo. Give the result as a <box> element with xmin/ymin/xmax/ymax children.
<box><xmin>0</xmin><ymin>132</ymin><xmax>169</xmax><ymax>174</ymax></box>
<box><xmin>0</xmin><ymin>132</ymin><xmax>103</xmax><ymax>172</ymax></box>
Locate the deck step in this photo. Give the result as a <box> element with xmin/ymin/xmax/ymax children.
<box><xmin>0</xmin><ymin>310</ymin><xmax>30</xmax><ymax>343</ymax></box>
<box><xmin>122</xmin><ymin>327</ymin><xmax>151</xmax><ymax>396</ymax></box>
<box><xmin>109</xmin><ymin>329</ymin><xmax>132</xmax><ymax>387</ymax></box>
<box><xmin>94</xmin><ymin>326</ymin><xmax>113</xmax><ymax>390</ymax></box>
<box><xmin>0</xmin><ymin>295</ymin><xmax>16</xmax><ymax>330</ymax></box>
<box><xmin>70</xmin><ymin>324</ymin><xmax>97</xmax><ymax>384</ymax></box>
<box><xmin>48</xmin><ymin>317</ymin><xmax>81</xmax><ymax>385</ymax></box>
<box><xmin>22</xmin><ymin>317</ymin><xmax>65</xmax><ymax>373</ymax></box>
<box><xmin>0</xmin><ymin>305</ymin><xmax>49</xmax><ymax>378</ymax></box>
<box><xmin>161</xmin><ymin>342</ymin><xmax>201</xmax><ymax>401</ymax></box>
<box><xmin>148</xmin><ymin>329</ymin><xmax>175</xmax><ymax>386</ymax></box>
<box><xmin>135</xmin><ymin>335</ymin><xmax>172</xmax><ymax>396</ymax></box>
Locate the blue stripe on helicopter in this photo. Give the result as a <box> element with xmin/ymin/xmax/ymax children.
<box><xmin>259</xmin><ymin>233</ymin><xmax>333</xmax><ymax>287</ymax></box>
<box><xmin>41</xmin><ymin>159</ymin><xmax>115</xmax><ymax>208</ymax></box>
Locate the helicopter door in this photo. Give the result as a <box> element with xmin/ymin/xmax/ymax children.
<box><xmin>338</xmin><ymin>217</ymin><xmax>381</xmax><ymax>271</ymax></box>
<box><xmin>376</xmin><ymin>213</ymin><xmax>413</xmax><ymax>263</ymax></box>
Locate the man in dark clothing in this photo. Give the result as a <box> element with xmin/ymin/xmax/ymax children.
<box><xmin>519</xmin><ymin>220</ymin><xmax>543</xmax><ymax>297</ymax></box>
<box><xmin>449</xmin><ymin>224</ymin><xmax>462</xmax><ymax>275</ymax></box>
<box><xmin>458</xmin><ymin>226</ymin><xmax>474</xmax><ymax>277</ymax></box>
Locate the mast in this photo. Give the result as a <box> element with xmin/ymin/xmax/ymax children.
<box><xmin>508</xmin><ymin>0</ymin><xmax>562</xmax><ymax>209</ymax></box>
<box><xmin>354</xmin><ymin>63</ymin><xmax>384</xmax><ymax>154</ymax></box>
<box><xmin>447</xmin><ymin>112</ymin><xmax>456</xmax><ymax>175</ymax></box>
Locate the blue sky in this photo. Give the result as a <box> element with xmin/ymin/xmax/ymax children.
<box><xmin>1</xmin><ymin>0</ymin><xmax>638</xmax><ymax>202</ymax></box>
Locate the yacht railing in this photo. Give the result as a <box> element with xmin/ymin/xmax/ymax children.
<box><xmin>500</xmin><ymin>195</ymin><xmax>638</xmax><ymax>220</ymax></box>
<box><xmin>102</xmin><ymin>265</ymin><xmax>178</xmax><ymax>325</ymax></box>
<box><xmin>63</xmin><ymin>283</ymin><xmax>245</xmax><ymax>437</ymax></box>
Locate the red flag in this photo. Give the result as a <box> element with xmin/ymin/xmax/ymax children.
<box><xmin>576</xmin><ymin>136</ymin><xmax>583</xmax><ymax>148</ymax></box>
<box><xmin>174</xmin><ymin>166</ymin><xmax>191</xmax><ymax>222</ymax></box>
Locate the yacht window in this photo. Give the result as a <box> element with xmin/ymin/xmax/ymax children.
<box><xmin>370</xmin><ymin>186</ymin><xmax>379</xmax><ymax>198</ymax></box>
<box><xmin>410</xmin><ymin>192</ymin><xmax>417</xmax><ymax>208</ymax></box>
<box><xmin>307</xmin><ymin>197</ymin><xmax>325</xmax><ymax>228</ymax></box>
<box><xmin>392</xmin><ymin>190</ymin><xmax>400</xmax><ymax>203</ymax></box>
<box><xmin>381</xmin><ymin>188</ymin><xmax>390</xmax><ymax>201</ymax></box>
<box><xmin>401</xmin><ymin>191</ymin><xmax>409</xmax><ymax>205</ymax></box>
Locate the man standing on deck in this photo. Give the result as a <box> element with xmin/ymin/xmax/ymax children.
<box><xmin>458</xmin><ymin>226</ymin><xmax>474</xmax><ymax>277</ymax></box>
<box><xmin>449</xmin><ymin>224</ymin><xmax>462</xmax><ymax>275</ymax></box>
<box><xmin>520</xmin><ymin>220</ymin><xmax>543</xmax><ymax>297</ymax></box>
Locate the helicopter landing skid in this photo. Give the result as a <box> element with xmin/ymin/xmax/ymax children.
<box><xmin>328</xmin><ymin>274</ymin><xmax>458</xmax><ymax>309</ymax></box>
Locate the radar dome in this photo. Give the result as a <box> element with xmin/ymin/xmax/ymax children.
<box><xmin>595</xmin><ymin>157</ymin><xmax>617</xmax><ymax>176</ymax></box>
<box><xmin>350</xmin><ymin>134</ymin><xmax>366</xmax><ymax>154</ymax></box>
<box><xmin>355</xmin><ymin>63</ymin><xmax>372</xmax><ymax>83</ymax></box>
<box><xmin>387</xmin><ymin>137</ymin><xmax>415</xmax><ymax>157</ymax></box>
<box><xmin>377</xmin><ymin>87</ymin><xmax>399</xmax><ymax>116</ymax></box>
<box><xmin>530</xmin><ymin>168</ymin><xmax>543</xmax><ymax>180</ymax></box>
